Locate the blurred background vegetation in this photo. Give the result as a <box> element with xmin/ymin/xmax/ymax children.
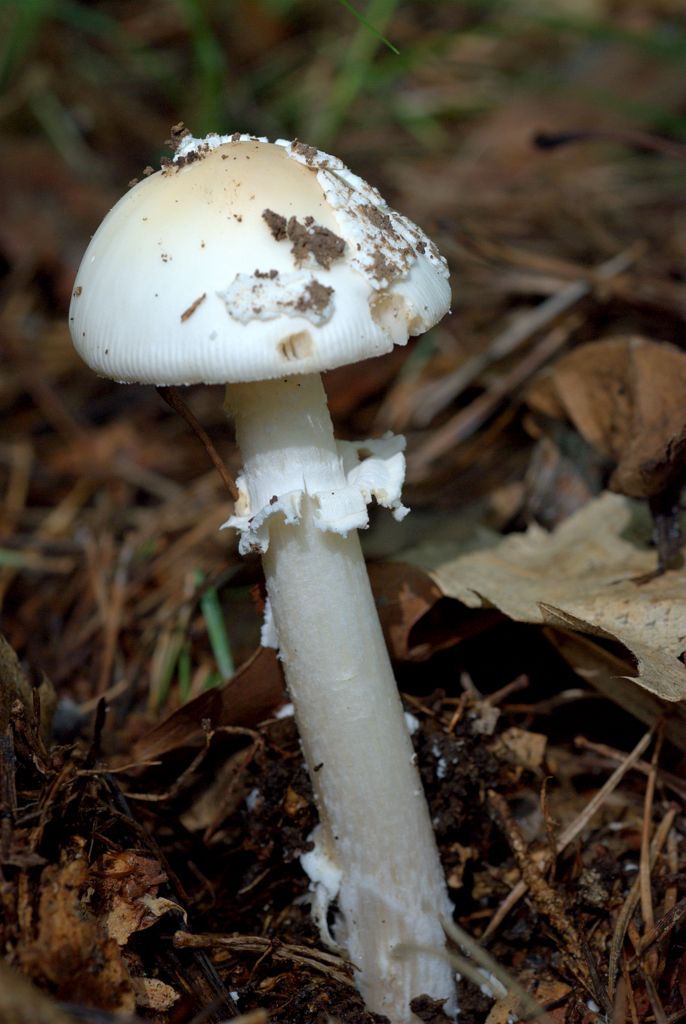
<box><xmin>2</xmin><ymin>0</ymin><xmax>686</xmax><ymax>698</ymax></box>
<box><xmin>3</xmin><ymin>0</ymin><xmax>686</xmax><ymax>177</ymax></box>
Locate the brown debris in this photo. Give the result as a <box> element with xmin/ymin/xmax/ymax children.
<box><xmin>6</xmin><ymin>11</ymin><xmax>686</xmax><ymax>1024</ymax></box>
<box><xmin>410</xmin><ymin>995</ymin><xmax>453</xmax><ymax>1024</ymax></box>
<box><xmin>262</xmin><ymin>209</ymin><xmax>345</xmax><ymax>268</ymax></box>
<box><xmin>167</xmin><ymin>121</ymin><xmax>191</xmax><ymax>151</ymax></box>
<box><xmin>369</xmin><ymin>248</ymin><xmax>399</xmax><ymax>283</ymax></box>
<box><xmin>286</xmin><ymin>215</ymin><xmax>345</xmax><ymax>269</ymax></box>
<box><xmin>180</xmin><ymin>292</ymin><xmax>207</xmax><ymax>321</ymax></box>
<box><xmin>359</xmin><ymin>202</ymin><xmax>396</xmax><ymax>237</ymax></box>
<box><xmin>296</xmin><ymin>279</ymin><xmax>333</xmax><ymax>317</ymax></box>
<box><xmin>17</xmin><ymin>852</ymin><xmax>136</xmax><ymax>1013</ymax></box>
<box><xmin>527</xmin><ymin>335</ymin><xmax>686</xmax><ymax>568</ymax></box>
<box><xmin>291</xmin><ymin>139</ymin><xmax>319</xmax><ymax>164</ymax></box>
<box><xmin>262</xmin><ymin>208</ymin><xmax>287</xmax><ymax>241</ymax></box>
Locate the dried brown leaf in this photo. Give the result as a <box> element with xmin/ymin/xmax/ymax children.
<box><xmin>133</xmin><ymin>646</ymin><xmax>285</xmax><ymax>762</ymax></box>
<box><xmin>18</xmin><ymin>851</ymin><xmax>134</xmax><ymax>1013</ymax></box>
<box><xmin>547</xmin><ymin>336</ymin><xmax>686</xmax><ymax>499</ymax></box>
<box><xmin>406</xmin><ymin>493</ymin><xmax>686</xmax><ymax>701</ymax></box>
<box><xmin>95</xmin><ymin>850</ymin><xmax>167</xmax><ymax>945</ymax></box>
<box><xmin>131</xmin><ymin>975</ymin><xmax>180</xmax><ymax>1010</ymax></box>
<box><xmin>369</xmin><ymin>561</ymin><xmax>443</xmax><ymax>661</ymax></box>
<box><xmin>496</xmin><ymin>726</ymin><xmax>547</xmax><ymax>770</ymax></box>
<box><xmin>552</xmin><ymin>337</ymin><xmax>634</xmax><ymax>461</ymax></box>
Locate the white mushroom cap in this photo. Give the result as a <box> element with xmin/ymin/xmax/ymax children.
<box><xmin>69</xmin><ymin>133</ymin><xmax>451</xmax><ymax>385</ymax></box>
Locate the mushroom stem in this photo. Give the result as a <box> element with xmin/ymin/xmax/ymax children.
<box><xmin>225</xmin><ymin>374</ymin><xmax>456</xmax><ymax>1024</ymax></box>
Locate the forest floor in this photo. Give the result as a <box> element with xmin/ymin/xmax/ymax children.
<box><xmin>2</xmin><ymin>3</ymin><xmax>686</xmax><ymax>1023</ymax></box>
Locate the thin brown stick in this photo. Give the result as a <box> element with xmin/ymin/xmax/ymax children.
<box><xmin>173</xmin><ymin>931</ymin><xmax>354</xmax><ymax>988</ymax></box>
<box><xmin>487</xmin><ymin>789</ymin><xmax>597</xmax><ymax>999</ymax></box>
<box><xmin>428</xmin><ymin>916</ymin><xmax>558</xmax><ymax>1024</ymax></box>
<box><xmin>481</xmin><ymin>728</ymin><xmax>653</xmax><ymax>942</ymax></box>
<box><xmin>633</xmin><ymin>896</ymin><xmax>686</xmax><ymax>961</ymax></box>
<box><xmin>607</xmin><ymin>807</ymin><xmax>677</xmax><ymax>1001</ymax></box>
<box><xmin>639</xmin><ymin>729</ymin><xmax>663</xmax><ymax>974</ymax></box>
<box><xmin>97</xmin><ymin>537</ymin><xmax>134</xmax><ymax>694</ymax></box>
<box><xmin>534</xmin><ymin>128</ymin><xmax>686</xmax><ymax>162</ymax></box>
<box><xmin>575</xmin><ymin>736</ymin><xmax>686</xmax><ymax>802</ymax></box>
<box><xmin>612</xmin><ymin>974</ymin><xmax>627</xmax><ymax>1024</ymax></box>
<box><xmin>621</xmin><ymin>956</ymin><xmax>640</xmax><ymax>1024</ymax></box>
<box><xmin>411</xmin><ymin>246</ymin><xmax>639</xmax><ymax>429</ymax></box>
<box><xmin>157</xmin><ymin>386</ymin><xmax>239</xmax><ymax>500</ymax></box>
<box><xmin>408</xmin><ymin>316</ymin><xmax>580</xmax><ymax>477</ymax></box>
<box><xmin>642</xmin><ymin>969</ymin><xmax>668</xmax><ymax>1024</ymax></box>
<box><xmin>664</xmin><ymin>827</ymin><xmax>679</xmax><ymax>916</ymax></box>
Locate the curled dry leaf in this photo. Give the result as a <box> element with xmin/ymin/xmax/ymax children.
<box><xmin>405</xmin><ymin>492</ymin><xmax>686</xmax><ymax>702</ymax></box>
<box><xmin>133</xmin><ymin>646</ymin><xmax>285</xmax><ymax>762</ymax></box>
<box><xmin>545</xmin><ymin>629</ymin><xmax>686</xmax><ymax>750</ymax></box>
<box><xmin>542</xmin><ymin>335</ymin><xmax>686</xmax><ymax>500</ymax></box>
<box><xmin>369</xmin><ymin>561</ymin><xmax>443</xmax><ymax>661</ymax></box>
<box><xmin>16</xmin><ymin>852</ymin><xmax>135</xmax><ymax>1013</ymax></box>
<box><xmin>527</xmin><ymin>335</ymin><xmax>686</xmax><ymax>567</ymax></box>
<box><xmin>495</xmin><ymin>727</ymin><xmax>547</xmax><ymax>770</ymax></box>
<box><xmin>95</xmin><ymin>850</ymin><xmax>168</xmax><ymax>945</ymax></box>
<box><xmin>131</xmin><ymin>975</ymin><xmax>181</xmax><ymax>1011</ymax></box>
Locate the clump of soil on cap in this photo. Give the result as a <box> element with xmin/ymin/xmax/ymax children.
<box><xmin>262</xmin><ymin>209</ymin><xmax>346</xmax><ymax>269</ymax></box>
<box><xmin>291</xmin><ymin>139</ymin><xmax>319</xmax><ymax>164</ymax></box>
<box><xmin>296</xmin><ymin>279</ymin><xmax>334</xmax><ymax>316</ymax></box>
<box><xmin>287</xmin><ymin>216</ymin><xmax>345</xmax><ymax>269</ymax></box>
<box><xmin>370</xmin><ymin>249</ymin><xmax>402</xmax><ymax>284</ymax></box>
<box><xmin>360</xmin><ymin>202</ymin><xmax>397</xmax><ymax>236</ymax></box>
<box><xmin>263</xmin><ymin>208</ymin><xmax>288</xmax><ymax>241</ymax></box>
<box><xmin>167</xmin><ymin>121</ymin><xmax>191</xmax><ymax>150</ymax></box>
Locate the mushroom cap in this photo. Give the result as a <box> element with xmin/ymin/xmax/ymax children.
<box><xmin>69</xmin><ymin>134</ymin><xmax>451</xmax><ymax>385</ymax></box>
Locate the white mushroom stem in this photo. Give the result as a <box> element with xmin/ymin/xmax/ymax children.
<box><xmin>225</xmin><ymin>374</ymin><xmax>456</xmax><ymax>1024</ymax></box>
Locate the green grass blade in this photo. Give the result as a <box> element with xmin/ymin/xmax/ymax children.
<box><xmin>200</xmin><ymin>581</ymin><xmax>235</xmax><ymax>681</ymax></box>
<box><xmin>335</xmin><ymin>0</ymin><xmax>399</xmax><ymax>55</ymax></box>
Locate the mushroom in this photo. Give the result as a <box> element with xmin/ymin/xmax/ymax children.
<box><xmin>69</xmin><ymin>132</ymin><xmax>456</xmax><ymax>1024</ymax></box>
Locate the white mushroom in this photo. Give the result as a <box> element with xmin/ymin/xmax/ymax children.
<box><xmin>69</xmin><ymin>132</ymin><xmax>456</xmax><ymax>1024</ymax></box>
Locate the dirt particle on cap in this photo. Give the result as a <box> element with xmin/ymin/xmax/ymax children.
<box><xmin>291</xmin><ymin>140</ymin><xmax>319</xmax><ymax>164</ymax></box>
<box><xmin>167</xmin><ymin>121</ymin><xmax>190</xmax><ymax>152</ymax></box>
<box><xmin>231</xmin><ymin>132</ymin><xmax>242</xmax><ymax>142</ymax></box>
<box><xmin>180</xmin><ymin>293</ymin><xmax>207</xmax><ymax>322</ymax></box>
<box><xmin>416</xmin><ymin>240</ymin><xmax>426</xmax><ymax>254</ymax></box>
<box><xmin>286</xmin><ymin>216</ymin><xmax>345</xmax><ymax>269</ymax></box>
<box><xmin>254</xmin><ymin>269</ymin><xmax>279</xmax><ymax>279</ymax></box>
<box><xmin>296</xmin><ymin>280</ymin><xmax>334</xmax><ymax>316</ymax></box>
<box><xmin>160</xmin><ymin>156</ymin><xmax>172</xmax><ymax>173</ymax></box>
<box><xmin>128</xmin><ymin>178</ymin><xmax>139</xmax><ymax>188</ymax></box>
<box><xmin>73</xmin><ymin>286</ymin><xmax>82</xmax><ymax>297</ymax></box>
<box><xmin>175</xmin><ymin>148</ymin><xmax>204</xmax><ymax>169</ymax></box>
<box><xmin>143</xmin><ymin>165</ymin><xmax>155</xmax><ymax>177</ymax></box>
<box><xmin>360</xmin><ymin>203</ymin><xmax>396</xmax><ymax>237</ymax></box>
<box><xmin>263</xmin><ymin>209</ymin><xmax>288</xmax><ymax>241</ymax></box>
<box><xmin>161</xmin><ymin>253</ymin><xmax>172</xmax><ymax>262</ymax></box>
<box><xmin>369</xmin><ymin>249</ymin><xmax>399</xmax><ymax>284</ymax></box>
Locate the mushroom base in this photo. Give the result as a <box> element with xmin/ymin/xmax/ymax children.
<box><xmin>226</xmin><ymin>375</ymin><xmax>456</xmax><ymax>1024</ymax></box>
